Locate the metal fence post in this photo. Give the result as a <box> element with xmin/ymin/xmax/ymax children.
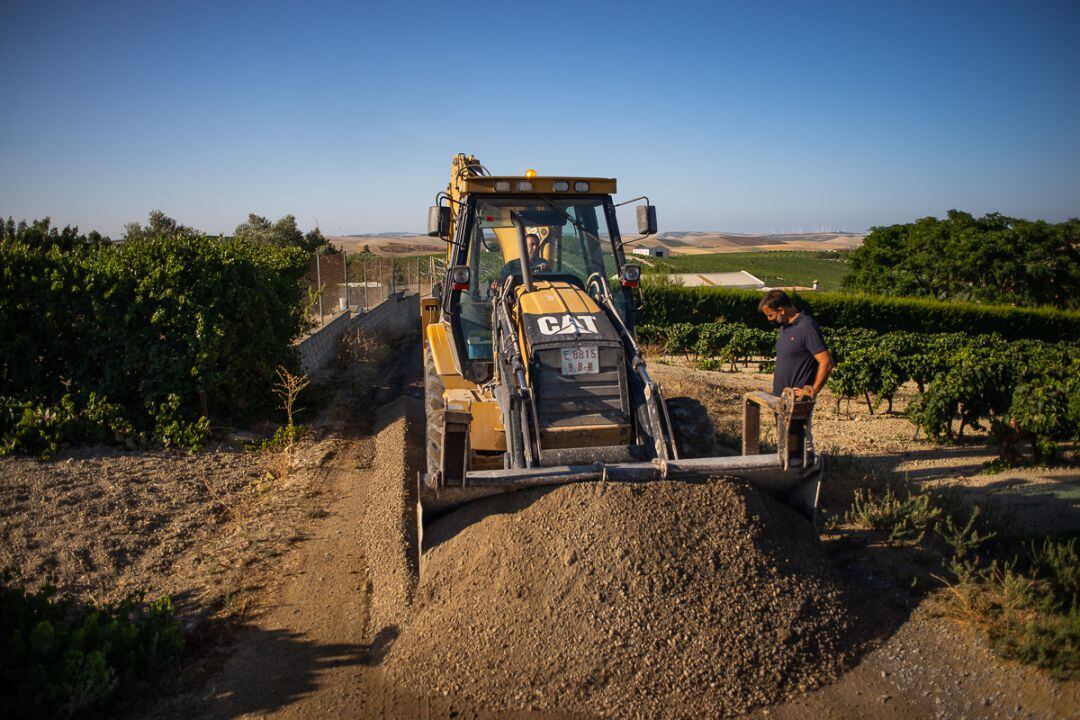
<box><xmin>342</xmin><ymin>252</ymin><xmax>349</xmax><ymax>311</ymax></box>
<box><xmin>315</xmin><ymin>252</ymin><xmax>324</xmax><ymax>324</ymax></box>
<box><xmin>363</xmin><ymin>259</ymin><xmax>368</xmax><ymax>311</ymax></box>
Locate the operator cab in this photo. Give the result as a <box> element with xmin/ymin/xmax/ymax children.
<box><xmin>448</xmin><ymin>188</ymin><xmax>634</xmax><ymax>383</ymax></box>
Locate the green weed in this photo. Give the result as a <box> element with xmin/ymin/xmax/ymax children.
<box><xmin>0</xmin><ymin>578</ymin><xmax>184</xmax><ymax>719</ymax></box>
<box><xmin>845</xmin><ymin>486</ymin><xmax>942</xmax><ymax>545</ymax></box>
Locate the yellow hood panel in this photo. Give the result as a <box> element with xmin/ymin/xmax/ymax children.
<box><xmin>516</xmin><ymin>281</ymin><xmax>601</xmax><ymax>316</ymax></box>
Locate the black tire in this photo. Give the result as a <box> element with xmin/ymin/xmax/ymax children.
<box><xmin>665</xmin><ymin>396</ymin><xmax>719</xmax><ymax>459</ymax></box>
<box><xmin>424</xmin><ymin>347</ymin><xmax>444</xmax><ymax>480</ymax></box>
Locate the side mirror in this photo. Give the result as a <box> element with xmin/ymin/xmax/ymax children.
<box><xmin>636</xmin><ymin>205</ymin><xmax>658</xmax><ymax>236</ymax></box>
<box><xmin>428</xmin><ymin>206</ymin><xmax>451</xmax><ymax>238</ymax></box>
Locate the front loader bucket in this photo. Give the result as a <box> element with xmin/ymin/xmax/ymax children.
<box><xmin>420</xmin><ymin>450</ymin><xmax>822</xmax><ymax>522</ymax></box>
<box><xmin>418</xmin><ymin>388</ymin><xmax>824</xmax><ymax>526</ymax></box>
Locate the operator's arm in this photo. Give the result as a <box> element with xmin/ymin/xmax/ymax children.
<box><xmin>799</xmin><ymin>318</ymin><xmax>833</xmax><ymax>399</ymax></box>
<box><xmin>498</xmin><ymin>259</ymin><xmax>520</xmax><ymax>285</ymax></box>
<box><xmin>808</xmin><ymin>349</ymin><xmax>835</xmax><ymax>398</ymax></box>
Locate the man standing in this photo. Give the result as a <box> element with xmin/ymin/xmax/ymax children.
<box><xmin>758</xmin><ymin>290</ymin><xmax>834</xmax><ymax>400</ymax></box>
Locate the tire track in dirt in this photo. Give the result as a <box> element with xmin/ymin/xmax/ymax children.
<box><xmin>180</xmin><ymin>393</ymin><xmax>447</xmax><ymax>718</ymax></box>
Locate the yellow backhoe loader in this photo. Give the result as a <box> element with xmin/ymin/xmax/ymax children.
<box><xmin>420</xmin><ymin>154</ymin><xmax>822</xmax><ymax>528</ymax></box>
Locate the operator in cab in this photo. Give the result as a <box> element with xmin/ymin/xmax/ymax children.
<box><xmin>499</xmin><ymin>232</ymin><xmax>551</xmax><ymax>284</ymax></box>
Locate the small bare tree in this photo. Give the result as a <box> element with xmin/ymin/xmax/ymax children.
<box><xmin>273</xmin><ymin>366</ymin><xmax>310</xmax><ymax>463</ymax></box>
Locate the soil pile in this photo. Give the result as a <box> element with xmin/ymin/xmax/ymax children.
<box><xmin>360</xmin><ymin>398</ymin><xmax>423</xmax><ymax>631</ymax></box>
<box><xmin>385</xmin><ymin>480</ymin><xmax>855</xmax><ymax>718</ymax></box>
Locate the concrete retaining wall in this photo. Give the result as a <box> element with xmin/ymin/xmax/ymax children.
<box><xmin>295</xmin><ymin>291</ymin><xmax>422</xmax><ymax>375</ymax></box>
<box><xmin>351</xmin><ymin>291</ymin><xmax>420</xmax><ymax>341</ymax></box>
<box><xmin>295</xmin><ymin>310</ymin><xmax>354</xmax><ymax>375</ymax></box>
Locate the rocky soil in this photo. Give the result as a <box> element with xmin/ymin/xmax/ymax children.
<box><xmin>385</xmin><ymin>480</ymin><xmax>856</xmax><ymax>718</ymax></box>
<box><xmin>0</xmin><ymin>440</ymin><xmax>339</xmax><ymax>620</ymax></box>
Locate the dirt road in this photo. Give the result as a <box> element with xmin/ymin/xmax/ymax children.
<box><xmin>185</xmin><ymin>400</ymin><xmax>446</xmax><ymax>720</ymax></box>
<box><xmin>158</xmin><ymin>348</ymin><xmax>565</xmax><ymax>720</ymax></box>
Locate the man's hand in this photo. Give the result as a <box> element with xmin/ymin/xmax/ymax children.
<box><xmin>795</xmin><ymin>385</ymin><xmax>815</xmax><ymax>400</ymax></box>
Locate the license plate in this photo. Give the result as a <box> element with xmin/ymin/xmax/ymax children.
<box><xmin>560</xmin><ymin>345</ymin><xmax>599</xmax><ymax>375</ymax></box>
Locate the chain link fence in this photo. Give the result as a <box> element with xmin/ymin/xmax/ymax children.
<box><xmin>302</xmin><ymin>252</ymin><xmax>445</xmax><ymax>329</ymax></box>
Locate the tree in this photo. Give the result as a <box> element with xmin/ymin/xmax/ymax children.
<box><xmin>304</xmin><ymin>227</ymin><xmax>330</xmax><ymax>253</ymax></box>
<box><xmin>233</xmin><ymin>213</ymin><xmax>273</xmax><ymax>243</ymax></box>
<box><xmin>842</xmin><ymin>211</ymin><xmax>1080</xmax><ymax>309</ymax></box>
<box><xmin>123</xmin><ymin>210</ymin><xmax>197</xmax><ymax>242</ymax></box>
<box><xmin>3</xmin><ymin>216</ymin><xmax>107</xmax><ymax>250</ymax></box>
<box><xmin>234</xmin><ymin>213</ymin><xmax>328</xmax><ymax>253</ymax></box>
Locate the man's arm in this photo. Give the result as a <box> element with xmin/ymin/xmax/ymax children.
<box><xmin>805</xmin><ymin>349</ymin><xmax>835</xmax><ymax>398</ymax></box>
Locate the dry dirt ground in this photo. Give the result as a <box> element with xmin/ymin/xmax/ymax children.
<box><xmin>3</xmin><ymin>349</ymin><xmax>1078</xmax><ymax>719</ymax></box>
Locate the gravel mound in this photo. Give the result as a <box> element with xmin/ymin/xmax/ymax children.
<box><xmin>385</xmin><ymin>480</ymin><xmax>854</xmax><ymax>718</ymax></box>
<box><xmin>360</xmin><ymin>397</ymin><xmax>422</xmax><ymax>631</ymax></box>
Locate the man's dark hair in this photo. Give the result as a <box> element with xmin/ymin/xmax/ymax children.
<box><xmin>758</xmin><ymin>289</ymin><xmax>794</xmax><ymax>311</ymax></box>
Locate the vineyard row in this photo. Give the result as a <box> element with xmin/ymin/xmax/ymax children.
<box><xmin>638</xmin><ymin>322</ymin><xmax>1079</xmax><ymax>464</ymax></box>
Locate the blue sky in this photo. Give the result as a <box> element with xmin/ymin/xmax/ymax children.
<box><xmin>2</xmin><ymin>0</ymin><xmax>1078</xmax><ymax>237</ymax></box>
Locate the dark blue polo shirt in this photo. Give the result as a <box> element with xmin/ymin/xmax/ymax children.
<box><xmin>773</xmin><ymin>313</ymin><xmax>827</xmax><ymax>396</ymax></box>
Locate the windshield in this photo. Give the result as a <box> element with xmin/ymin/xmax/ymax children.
<box><xmin>451</xmin><ymin>195</ymin><xmax>623</xmax><ymax>370</ymax></box>
<box><xmin>472</xmin><ymin>196</ymin><xmax>615</xmax><ymax>290</ymax></box>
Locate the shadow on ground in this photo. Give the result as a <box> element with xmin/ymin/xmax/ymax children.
<box><xmin>190</xmin><ymin>624</ymin><xmax>397</xmax><ymax>719</ymax></box>
<box><xmin>822</xmin><ymin>447</ymin><xmax>1080</xmax><ymax>535</ymax></box>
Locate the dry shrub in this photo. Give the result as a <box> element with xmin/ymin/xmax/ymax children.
<box><xmin>336</xmin><ymin>328</ymin><xmax>392</xmax><ymax>386</ymax></box>
<box><xmin>260</xmin><ymin>367</ymin><xmax>311</xmax><ymax>482</ymax></box>
<box><xmin>938</xmin><ymin>551</ymin><xmax>1080</xmax><ymax>679</ymax></box>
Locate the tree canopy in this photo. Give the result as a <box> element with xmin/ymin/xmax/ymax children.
<box><xmin>842</xmin><ymin>211</ymin><xmax>1080</xmax><ymax>309</ymax></box>
<box><xmin>123</xmin><ymin>210</ymin><xmax>197</xmax><ymax>242</ymax></box>
<box><xmin>120</xmin><ymin>211</ymin><xmax>329</xmax><ymax>254</ymax></box>
<box><xmin>234</xmin><ymin>213</ymin><xmax>328</xmax><ymax>253</ymax></box>
<box><xmin>4</xmin><ymin>216</ymin><xmax>107</xmax><ymax>250</ymax></box>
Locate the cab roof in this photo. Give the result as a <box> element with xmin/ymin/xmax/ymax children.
<box><xmin>463</xmin><ymin>176</ymin><xmax>617</xmax><ymax>195</ymax></box>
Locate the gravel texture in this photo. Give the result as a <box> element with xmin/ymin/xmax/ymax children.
<box><xmin>386</xmin><ymin>479</ymin><xmax>855</xmax><ymax>718</ymax></box>
<box><xmin>0</xmin><ymin>439</ymin><xmax>340</xmax><ymax>618</ymax></box>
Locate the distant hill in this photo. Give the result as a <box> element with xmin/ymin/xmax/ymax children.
<box><xmin>327</xmin><ymin>234</ymin><xmax>443</xmax><ymax>256</ymax></box>
<box><xmin>326</xmin><ymin>231</ymin><xmax>865</xmax><ymax>257</ymax></box>
<box><xmin>646</xmin><ymin>231</ymin><xmax>864</xmax><ymax>255</ymax></box>
<box><xmin>339</xmin><ymin>232</ymin><xmax>426</xmax><ymax>238</ymax></box>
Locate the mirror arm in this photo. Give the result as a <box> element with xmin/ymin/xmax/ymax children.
<box><xmin>614</xmin><ymin>196</ymin><xmax>657</xmax><ymax>249</ymax></box>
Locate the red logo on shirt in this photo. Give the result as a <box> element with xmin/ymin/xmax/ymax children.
<box><xmin>789</xmin><ymin>336</ymin><xmax>796</xmax><ymax>341</ymax></box>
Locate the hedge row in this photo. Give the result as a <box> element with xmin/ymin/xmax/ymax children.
<box><xmin>637</xmin><ymin>283</ymin><xmax>1080</xmax><ymax>342</ymax></box>
<box><xmin>1</xmin><ymin>225</ymin><xmax>309</xmax><ymax>436</ymax></box>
